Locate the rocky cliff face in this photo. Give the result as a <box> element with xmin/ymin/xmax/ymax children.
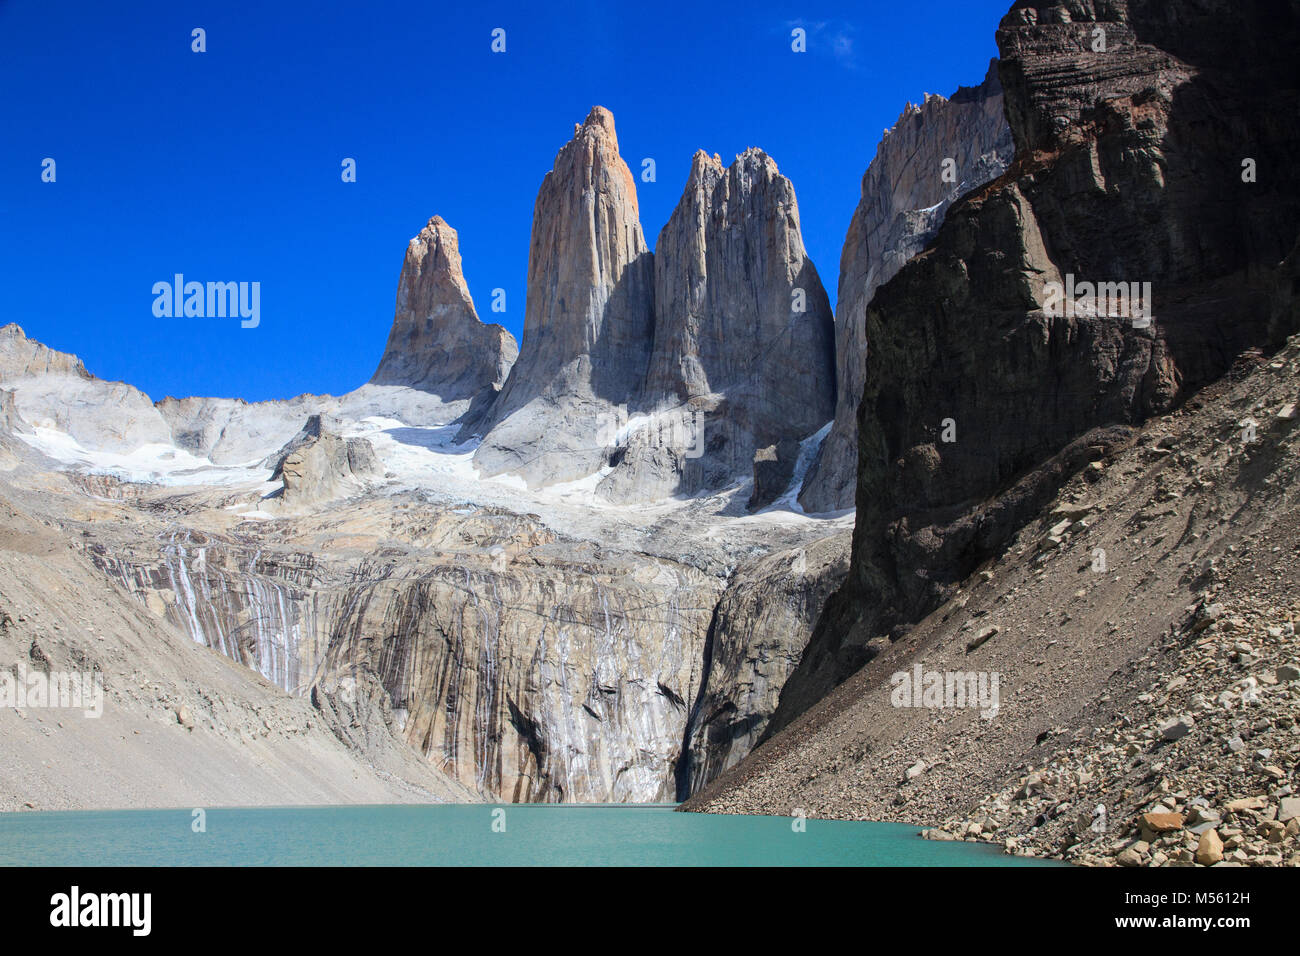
<box><xmin>769</xmin><ymin>0</ymin><xmax>1300</xmax><ymax>734</ymax></box>
<box><xmin>799</xmin><ymin>62</ymin><xmax>1014</xmax><ymax>513</ymax></box>
<box><xmin>471</xmin><ymin>107</ymin><xmax>656</xmax><ymax>487</ymax></box>
<box><xmin>0</xmin><ymin>477</ymin><xmax>477</xmax><ymax>811</ymax></box>
<box><xmin>0</xmin><ymin>323</ymin><xmax>173</xmax><ymax>453</ymax></box>
<box><xmin>0</xmin><ymin>388</ymin><xmax>29</xmax><ymax>436</ymax></box>
<box><xmin>87</xmin><ymin>489</ymin><xmax>843</xmax><ymax>802</ymax></box>
<box><xmin>597</xmin><ymin>149</ymin><xmax>836</xmax><ymax>503</ymax></box>
<box><xmin>0</xmin><ymin>389</ymin><xmax>31</xmax><ymax>470</ymax></box>
<box><xmin>157</xmin><ymin>394</ymin><xmax>327</xmax><ymax>466</ymax></box>
<box><xmin>98</xmin><ymin>514</ymin><xmax>715</xmax><ymax>801</ymax></box>
<box><xmin>370</xmin><ymin>215</ymin><xmax>518</xmax><ymax>417</ymax></box>
<box><xmin>267</xmin><ymin>415</ymin><xmax>379</xmax><ymax>509</ymax></box>
<box><xmin>3</xmin><ymin>322</ymin><xmax>844</xmax><ymax>803</ymax></box>
<box><xmin>677</xmin><ymin>530</ymin><xmax>850</xmax><ymax>796</ymax></box>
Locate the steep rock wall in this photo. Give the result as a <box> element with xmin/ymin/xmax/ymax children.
<box><xmin>769</xmin><ymin>0</ymin><xmax>1300</xmax><ymax>734</ymax></box>
<box><xmin>799</xmin><ymin>62</ymin><xmax>1014</xmax><ymax>513</ymax></box>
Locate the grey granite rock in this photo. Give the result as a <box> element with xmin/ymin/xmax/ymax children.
<box><xmin>471</xmin><ymin>107</ymin><xmax>655</xmax><ymax>488</ymax></box>
<box><xmin>370</xmin><ymin>215</ymin><xmax>517</xmax><ymax>411</ymax></box>
<box><xmin>0</xmin><ymin>323</ymin><xmax>173</xmax><ymax>453</ymax></box>
<box><xmin>268</xmin><ymin>414</ymin><xmax>378</xmax><ymax>508</ymax></box>
<box><xmin>157</xmin><ymin>394</ymin><xmax>329</xmax><ymax>466</ymax></box>
<box><xmin>598</xmin><ymin>148</ymin><xmax>835</xmax><ymax>504</ymax></box>
<box><xmin>0</xmin><ymin>388</ymin><xmax>30</xmax><ymax>436</ymax></box>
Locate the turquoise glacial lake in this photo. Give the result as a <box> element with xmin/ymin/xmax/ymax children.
<box><xmin>0</xmin><ymin>804</ymin><xmax>1062</xmax><ymax>866</ymax></box>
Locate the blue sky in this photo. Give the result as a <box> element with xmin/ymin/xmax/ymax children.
<box><xmin>0</xmin><ymin>0</ymin><xmax>1007</xmax><ymax>402</ymax></box>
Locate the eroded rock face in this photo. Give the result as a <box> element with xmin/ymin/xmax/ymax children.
<box><xmin>770</xmin><ymin>0</ymin><xmax>1300</xmax><ymax>734</ymax></box>
<box><xmin>0</xmin><ymin>480</ymin><xmax>477</xmax><ymax>810</ymax></box>
<box><xmin>158</xmin><ymin>394</ymin><xmax>328</xmax><ymax>466</ymax></box>
<box><xmin>97</xmin><ymin>505</ymin><xmax>722</xmax><ymax>802</ymax></box>
<box><xmin>0</xmin><ymin>388</ymin><xmax>31</xmax><ymax>468</ymax></box>
<box><xmin>0</xmin><ymin>323</ymin><xmax>88</xmax><ymax>379</ymax></box>
<box><xmin>799</xmin><ymin>61</ymin><xmax>1013</xmax><ymax>513</ymax></box>
<box><xmin>677</xmin><ymin>531</ymin><xmax>850</xmax><ymax>796</ymax></box>
<box><xmin>0</xmin><ymin>323</ymin><xmax>172</xmax><ymax>453</ymax></box>
<box><xmin>471</xmin><ymin>107</ymin><xmax>656</xmax><ymax>487</ymax></box>
<box><xmin>85</xmin><ymin>478</ymin><xmax>854</xmax><ymax>802</ymax></box>
<box><xmin>0</xmin><ymin>389</ymin><xmax>29</xmax><ymax>436</ymax></box>
<box><xmin>598</xmin><ymin>149</ymin><xmax>836</xmax><ymax>503</ymax></box>
<box><xmin>370</xmin><ymin>215</ymin><xmax>517</xmax><ymax>416</ymax></box>
<box><xmin>268</xmin><ymin>415</ymin><xmax>378</xmax><ymax>508</ymax></box>
<box><xmin>322</xmin><ymin>549</ymin><xmax>717</xmax><ymax>802</ymax></box>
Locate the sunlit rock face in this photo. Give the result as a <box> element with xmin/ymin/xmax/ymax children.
<box><xmin>92</xmin><ymin>491</ymin><xmax>852</xmax><ymax>802</ymax></box>
<box><xmin>97</xmin><ymin>505</ymin><xmax>718</xmax><ymax>802</ymax></box>
<box><xmin>471</xmin><ymin>107</ymin><xmax>656</xmax><ymax>489</ymax></box>
<box><xmin>598</xmin><ymin>148</ymin><xmax>836</xmax><ymax>504</ymax></box>
<box><xmin>370</xmin><ymin>214</ymin><xmax>517</xmax><ymax>413</ymax></box>
<box><xmin>0</xmin><ymin>323</ymin><xmax>172</xmax><ymax>453</ymax></box>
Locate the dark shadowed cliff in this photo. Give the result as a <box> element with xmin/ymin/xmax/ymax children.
<box><xmin>768</xmin><ymin>0</ymin><xmax>1300</xmax><ymax>735</ymax></box>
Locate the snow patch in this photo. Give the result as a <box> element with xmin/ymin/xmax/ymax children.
<box><xmin>18</xmin><ymin>427</ymin><xmax>269</xmax><ymax>487</ymax></box>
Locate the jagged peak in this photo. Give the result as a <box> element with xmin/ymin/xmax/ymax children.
<box><xmin>569</xmin><ymin>105</ymin><xmax>619</xmax><ymax>152</ymax></box>
<box><xmin>886</xmin><ymin>95</ymin><xmax>947</xmax><ymax>135</ymax></box>
<box><xmin>583</xmin><ymin>104</ymin><xmax>616</xmax><ymax>132</ymax></box>
<box><xmin>552</xmin><ymin>106</ymin><xmax>631</xmax><ymax>189</ymax></box>
<box><xmin>733</xmin><ymin>145</ymin><xmax>776</xmax><ymax>168</ymax></box>
<box><xmin>725</xmin><ymin>148</ymin><xmax>787</xmax><ymax>195</ymax></box>
<box><xmin>880</xmin><ymin>62</ymin><xmax>1005</xmax><ymax>142</ymax></box>
<box><xmin>411</xmin><ymin>214</ymin><xmax>458</xmax><ymax>249</ymax></box>
<box><xmin>689</xmin><ymin>149</ymin><xmax>725</xmax><ymax>178</ymax></box>
<box><xmin>0</xmin><ymin>322</ymin><xmax>91</xmax><ymax>381</ymax></box>
<box><xmin>674</xmin><ymin>148</ymin><xmax>785</xmax><ymax>211</ymax></box>
<box><xmin>401</xmin><ymin>215</ymin><xmax>468</xmax><ymax>298</ymax></box>
<box><xmin>880</xmin><ymin>62</ymin><xmax>1003</xmax><ymax>145</ymax></box>
<box><xmin>369</xmin><ymin>206</ymin><xmax>517</xmax><ymax>397</ymax></box>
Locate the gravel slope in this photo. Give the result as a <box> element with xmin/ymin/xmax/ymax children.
<box><xmin>683</xmin><ymin>338</ymin><xmax>1300</xmax><ymax>867</ymax></box>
